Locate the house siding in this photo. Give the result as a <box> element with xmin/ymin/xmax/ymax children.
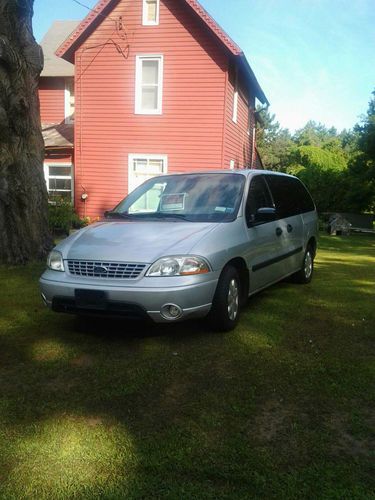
<box><xmin>39</xmin><ymin>77</ymin><xmax>66</xmax><ymax>123</ymax></box>
<box><xmin>74</xmin><ymin>0</ymin><xmax>228</xmax><ymax>218</ymax></box>
<box><xmin>223</xmin><ymin>66</ymin><xmax>256</xmax><ymax>170</ymax></box>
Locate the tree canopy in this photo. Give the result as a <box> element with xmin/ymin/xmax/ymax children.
<box><xmin>256</xmin><ymin>90</ymin><xmax>375</xmax><ymax>213</ymax></box>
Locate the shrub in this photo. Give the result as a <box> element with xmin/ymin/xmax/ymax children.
<box><xmin>48</xmin><ymin>198</ymin><xmax>88</xmax><ymax>235</ymax></box>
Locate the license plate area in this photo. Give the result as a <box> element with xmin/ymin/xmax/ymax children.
<box><xmin>75</xmin><ymin>289</ymin><xmax>107</xmax><ymax>310</ymax></box>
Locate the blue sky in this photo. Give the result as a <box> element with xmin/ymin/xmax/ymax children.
<box><xmin>33</xmin><ymin>0</ymin><xmax>375</xmax><ymax>132</ymax></box>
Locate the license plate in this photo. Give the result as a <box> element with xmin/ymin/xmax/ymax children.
<box><xmin>75</xmin><ymin>289</ymin><xmax>107</xmax><ymax>310</ymax></box>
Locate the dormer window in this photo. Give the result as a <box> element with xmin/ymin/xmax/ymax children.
<box><xmin>143</xmin><ymin>0</ymin><xmax>159</xmax><ymax>25</ymax></box>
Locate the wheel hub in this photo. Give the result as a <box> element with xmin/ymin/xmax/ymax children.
<box><xmin>304</xmin><ymin>251</ymin><xmax>313</xmax><ymax>279</ymax></box>
<box><xmin>227</xmin><ymin>279</ymin><xmax>239</xmax><ymax>321</ymax></box>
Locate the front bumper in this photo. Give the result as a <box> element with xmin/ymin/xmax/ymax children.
<box><xmin>39</xmin><ymin>271</ymin><xmax>219</xmax><ymax>323</ymax></box>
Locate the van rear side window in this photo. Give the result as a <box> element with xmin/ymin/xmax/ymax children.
<box><xmin>292</xmin><ymin>178</ymin><xmax>315</xmax><ymax>213</ymax></box>
<box><xmin>265</xmin><ymin>175</ymin><xmax>315</xmax><ymax>217</ymax></box>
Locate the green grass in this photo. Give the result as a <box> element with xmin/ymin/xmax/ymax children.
<box><xmin>0</xmin><ymin>234</ymin><xmax>374</xmax><ymax>499</ymax></box>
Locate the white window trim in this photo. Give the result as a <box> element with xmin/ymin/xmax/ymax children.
<box><xmin>232</xmin><ymin>69</ymin><xmax>239</xmax><ymax>124</ymax></box>
<box><xmin>142</xmin><ymin>0</ymin><xmax>160</xmax><ymax>26</ymax></box>
<box><xmin>135</xmin><ymin>55</ymin><xmax>164</xmax><ymax>115</ymax></box>
<box><xmin>232</xmin><ymin>90</ymin><xmax>238</xmax><ymax>123</ymax></box>
<box><xmin>44</xmin><ymin>162</ymin><xmax>74</xmax><ymax>201</ymax></box>
<box><xmin>229</xmin><ymin>160</ymin><xmax>235</xmax><ymax>170</ymax></box>
<box><xmin>64</xmin><ymin>79</ymin><xmax>74</xmax><ymax>124</ymax></box>
<box><xmin>128</xmin><ymin>153</ymin><xmax>168</xmax><ymax>193</ymax></box>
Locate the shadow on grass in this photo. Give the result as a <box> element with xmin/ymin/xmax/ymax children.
<box><xmin>0</xmin><ymin>235</ymin><xmax>374</xmax><ymax>498</ymax></box>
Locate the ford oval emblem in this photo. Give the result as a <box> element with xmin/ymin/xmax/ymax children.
<box><xmin>94</xmin><ymin>266</ymin><xmax>108</xmax><ymax>274</ymax></box>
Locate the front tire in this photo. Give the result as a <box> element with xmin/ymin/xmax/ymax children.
<box><xmin>207</xmin><ymin>266</ymin><xmax>241</xmax><ymax>332</ymax></box>
<box><xmin>293</xmin><ymin>245</ymin><xmax>314</xmax><ymax>284</ymax></box>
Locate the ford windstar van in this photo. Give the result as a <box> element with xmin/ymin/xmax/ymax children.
<box><xmin>40</xmin><ymin>171</ymin><xmax>318</xmax><ymax>331</ymax></box>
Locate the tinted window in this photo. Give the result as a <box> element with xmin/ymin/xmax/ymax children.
<box><xmin>265</xmin><ymin>175</ymin><xmax>314</xmax><ymax>218</ymax></box>
<box><xmin>246</xmin><ymin>175</ymin><xmax>273</xmax><ymax>223</ymax></box>
<box><xmin>292</xmin><ymin>178</ymin><xmax>315</xmax><ymax>213</ymax></box>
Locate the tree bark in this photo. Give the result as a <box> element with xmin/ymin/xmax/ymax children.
<box><xmin>0</xmin><ymin>0</ymin><xmax>52</xmax><ymax>264</ymax></box>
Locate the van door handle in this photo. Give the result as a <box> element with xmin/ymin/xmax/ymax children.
<box><xmin>276</xmin><ymin>227</ymin><xmax>283</xmax><ymax>237</ymax></box>
<box><xmin>287</xmin><ymin>224</ymin><xmax>293</xmax><ymax>233</ymax></box>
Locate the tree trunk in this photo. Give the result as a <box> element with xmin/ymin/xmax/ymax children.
<box><xmin>0</xmin><ymin>0</ymin><xmax>52</xmax><ymax>264</ymax></box>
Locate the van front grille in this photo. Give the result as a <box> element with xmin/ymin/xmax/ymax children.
<box><xmin>67</xmin><ymin>260</ymin><xmax>147</xmax><ymax>279</ymax></box>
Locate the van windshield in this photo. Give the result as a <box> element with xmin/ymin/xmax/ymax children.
<box><xmin>110</xmin><ymin>173</ymin><xmax>245</xmax><ymax>222</ymax></box>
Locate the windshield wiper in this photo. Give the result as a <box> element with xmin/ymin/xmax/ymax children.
<box><xmin>104</xmin><ymin>211</ymin><xmax>132</xmax><ymax>219</ymax></box>
<box><xmin>135</xmin><ymin>212</ymin><xmax>191</xmax><ymax>221</ymax></box>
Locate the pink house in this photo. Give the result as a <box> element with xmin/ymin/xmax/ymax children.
<box><xmin>42</xmin><ymin>0</ymin><xmax>268</xmax><ymax>218</ymax></box>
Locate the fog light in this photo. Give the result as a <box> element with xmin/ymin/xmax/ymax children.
<box><xmin>160</xmin><ymin>304</ymin><xmax>183</xmax><ymax>320</ymax></box>
<box><xmin>41</xmin><ymin>293</ymin><xmax>47</xmax><ymax>306</ymax></box>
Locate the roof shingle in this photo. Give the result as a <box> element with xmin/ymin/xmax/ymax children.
<box><xmin>40</xmin><ymin>20</ymin><xmax>80</xmax><ymax>77</ymax></box>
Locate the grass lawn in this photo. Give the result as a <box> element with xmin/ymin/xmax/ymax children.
<box><xmin>0</xmin><ymin>234</ymin><xmax>374</xmax><ymax>499</ymax></box>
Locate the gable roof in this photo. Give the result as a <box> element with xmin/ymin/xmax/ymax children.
<box><xmin>56</xmin><ymin>0</ymin><xmax>269</xmax><ymax>104</ymax></box>
<box><xmin>40</xmin><ymin>20</ymin><xmax>80</xmax><ymax>77</ymax></box>
<box><xmin>56</xmin><ymin>0</ymin><xmax>120</xmax><ymax>62</ymax></box>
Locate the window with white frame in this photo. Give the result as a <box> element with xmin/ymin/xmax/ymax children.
<box><xmin>65</xmin><ymin>78</ymin><xmax>75</xmax><ymax>124</ymax></box>
<box><xmin>232</xmin><ymin>73</ymin><xmax>238</xmax><ymax>123</ymax></box>
<box><xmin>135</xmin><ymin>55</ymin><xmax>163</xmax><ymax>114</ymax></box>
<box><xmin>44</xmin><ymin>163</ymin><xmax>74</xmax><ymax>200</ymax></box>
<box><xmin>128</xmin><ymin>154</ymin><xmax>167</xmax><ymax>193</ymax></box>
<box><xmin>143</xmin><ymin>0</ymin><xmax>159</xmax><ymax>25</ymax></box>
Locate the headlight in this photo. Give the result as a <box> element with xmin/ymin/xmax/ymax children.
<box><xmin>146</xmin><ymin>256</ymin><xmax>210</xmax><ymax>277</ymax></box>
<box><xmin>47</xmin><ymin>250</ymin><xmax>65</xmax><ymax>272</ymax></box>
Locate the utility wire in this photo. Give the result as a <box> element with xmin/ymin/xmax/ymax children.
<box><xmin>72</xmin><ymin>0</ymin><xmax>118</xmax><ymax>22</ymax></box>
<box><xmin>71</xmin><ymin>0</ymin><xmax>128</xmax><ymax>41</ymax></box>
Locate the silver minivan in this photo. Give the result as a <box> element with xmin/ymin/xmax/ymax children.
<box><xmin>40</xmin><ymin>170</ymin><xmax>318</xmax><ymax>331</ymax></box>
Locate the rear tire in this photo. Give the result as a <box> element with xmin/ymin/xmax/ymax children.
<box><xmin>207</xmin><ymin>266</ymin><xmax>241</xmax><ymax>332</ymax></box>
<box><xmin>293</xmin><ymin>245</ymin><xmax>314</xmax><ymax>284</ymax></box>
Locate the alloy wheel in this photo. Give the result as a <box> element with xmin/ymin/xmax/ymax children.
<box><xmin>304</xmin><ymin>251</ymin><xmax>313</xmax><ymax>279</ymax></box>
<box><xmin>227</xmin><ymin>278</ymin><xmax>239</xmax><ymax>321</ymax></box>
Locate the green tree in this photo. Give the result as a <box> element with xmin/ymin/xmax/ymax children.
<box><xmin>287</xmin><ymin>146</ymin><xmax>349</xmax><ymax>212</ymax></box>
<box><xmin>293</xmin><ymin>121</ymin><xmax>338</xmax><ymax>147</ymax></box>
<box><xmin>346</xmin><ymin>90</ymin><xmax>375</xmax><ymax>212</ymax></box>
<box><xmin>256</xmin><ymin>93</ymin><xmax>375</xmax><ymax>214</ymax></box>
<box><xmin>256</xmin><ymin>108</ymin><xmax>293</xmax><ymax>172</ymax></box>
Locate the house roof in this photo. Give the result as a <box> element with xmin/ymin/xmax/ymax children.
<box><xmin>56</xmin><ymin>0</ymin><xmax>269</xmax><ymax>105</ymax></box>
<box><xmin>42</xmin><ymin>122</ymin><xmax>74</xmax><ymax>148</ymax></box>
<box><xmin>40</xmin><ymin>20</ymin><xmax>80</xmax><ymax>77</ymax></box>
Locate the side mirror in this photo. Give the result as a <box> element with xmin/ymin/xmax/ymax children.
<box><xmin>255</xmin><ymin>207</ymin><xmax>276</xmax><ymax>223</ymax></box>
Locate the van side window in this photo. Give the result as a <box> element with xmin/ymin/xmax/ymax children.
<box><xmin>246</xmin><ymin>176</ymin><xmax>273</xmax><ymax>224</ymax></box>
<box><xmin>292</xmin><ymin>178</ymin><xmax>315</xmax><ymax>213</ymax></box>
<box><xmin>265</xmin><ymin>175</ymin><xmax>315</xmax><ymax>217</ymax></box>
<box><xmin>265</xmin><ymin>175</ymin><xmax>301</xmax><ymax>218</ymax></box>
